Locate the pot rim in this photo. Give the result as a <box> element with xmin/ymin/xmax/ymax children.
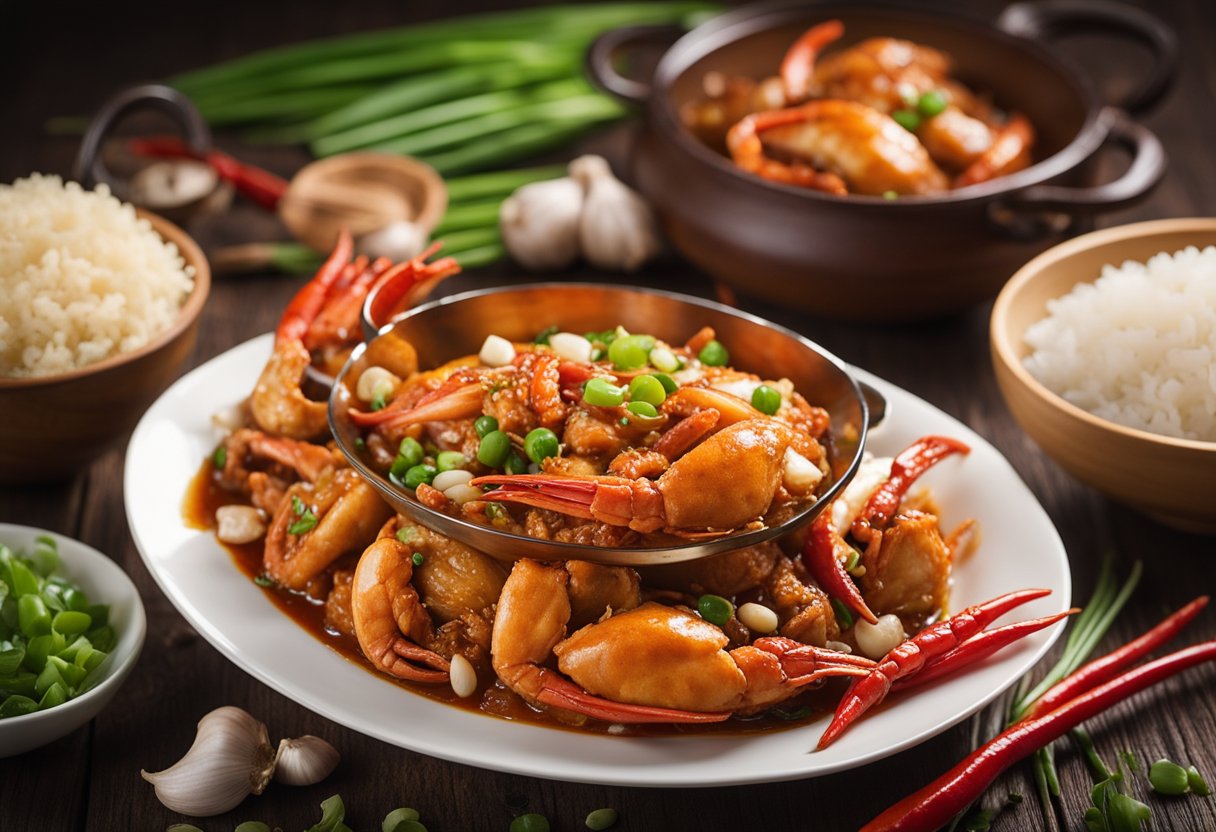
<box><xmin>647</xmin><ymin>0</ymin><xmax>1110</xmax><ymax>208</ymax></box>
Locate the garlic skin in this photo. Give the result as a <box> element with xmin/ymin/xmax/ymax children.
<box><xmin>141</xmin><ymin>706</ymin><xmax>276</xmax><ymax>817</ymax></box>
<box><xmin>568</xmin><ymin>155</ymin><xmax>661</xmax><ymax>272</ymax></box>
<box><xmin>272</xmin><ymin>735</ymin><xmax>340</xmax><ymax>786</ymax></box>
<box><xmin>499</xmin><ymin>177</ymin><xmax>584</xmax><ymax>270</ymax></box>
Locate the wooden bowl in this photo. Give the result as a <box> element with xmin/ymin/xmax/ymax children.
<box><xmin>0</xmin><ymin>211</ymin><xmax>210</xmax><ymax>483</ymax></box>
<box><xmin>279</xmin><ymin>152</ymin><xmax>448</xmax><ymax>253</ymax></box>
<box><xmin>991</xmin><ymin>218</ymin><xmax>1216</xmax><ymax>533</ymax></box>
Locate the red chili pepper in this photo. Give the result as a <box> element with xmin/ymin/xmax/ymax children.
<box><xmin>817</xmin><ymin>588</ymin><xmax>1051</xmax><ymax>750</ymax></box>
<box><xmin>275</xmin><ymin>229</ymin><xmax>353</xmax><ymax>346</ymax></box>
<box><xmin>861</xmin><ymin>640</ymin><xmax>1216</xmax><ymax>832</ymax></box>
<box><xmin>895</xmin><ymin>609</ymin><xmax>1078</xmax><ymax>692</ymax></box>
<box><xmin>802</xmin><ymin>513</ymin><xmax>879</xmax><ymax>625</ymax></box>
<box><xmin>128</xmin><ymin>135</ymin><xmax>289</xmax><ymax>211</ymax></box>
<box><xmin>1020</xmin><ymin>595</ymin><xmax>1209</xmax><ymax>722</ymax></box>
<box><xmin>854</xmin><ymin>436</ymin><xmax>970</xmax><ymax>537</ymax></box>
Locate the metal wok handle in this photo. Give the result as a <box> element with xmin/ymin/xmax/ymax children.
<box><xmin>585</xmin><ymin>24</ymin><xmax>685</xmax><ymax>105</ymax></box>
<box><xmin>997</xmin><ymin>0</ymin><xmax>1178</xmax><ymax>115</ymax></box>
<box><xmin>74</xmin><ymin>84</ymin><xmax>211</xmax><ymax>194</ymax></box>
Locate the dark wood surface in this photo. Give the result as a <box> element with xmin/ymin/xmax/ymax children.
<box><xmin>3</xmin><ymin>1</ymin><xmax>1215</xmax><ymax>830</ymax></box>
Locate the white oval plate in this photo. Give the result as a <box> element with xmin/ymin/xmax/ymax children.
<box><xmin>125</xmin><ymin>334</ymin><xmax>1070</xmax><ymax>787</ymax></box>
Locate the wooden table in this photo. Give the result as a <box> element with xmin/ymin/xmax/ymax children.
<box><xmin>3</xmin><ymin>1</ymin><xmax>1214</xmax><ymax>829</ymax></box>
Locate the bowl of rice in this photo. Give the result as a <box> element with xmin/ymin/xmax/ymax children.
<box><xmin>0</xmin><ymin>174</ymin><xmax>210</xmax><ymax>483</ymax></box>
<box><xmin>991</xmin><ymin>218</ymin><xmax>1216</xmax><ymax>534</ymax></box>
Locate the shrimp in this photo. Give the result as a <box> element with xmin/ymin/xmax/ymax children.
<box><xmin>264</xmin><ymin>467</ymin><xmax>394</xmax><ymax>591</ymax></box>
<box><xmin>728</xmin><ymin>99</ymin><xmax>949</xmax><ymax>196</ymax></box>
<box><xmin>351</xmin><ymin>534</ymin><xmax>450</xmax><ymax>683</ymax></box>
<box><xmin>491</xmin><ymin>560</ymin><xmax>875</xmax><ymax>722</ymax></box>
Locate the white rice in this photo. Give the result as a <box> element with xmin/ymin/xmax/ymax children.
<box><xmin>1023</xmin><ymin>245</ymin><xmax>1216</xmax><ymax>442</ymax></box>
<box><xmin>0</xmin><ymin>174</ymin><xmax>194</xmax><ymax>378</ymax></box>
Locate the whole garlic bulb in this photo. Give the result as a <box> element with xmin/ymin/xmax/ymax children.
<box><xmin>141</xmin><ymin>706</ymin><xmax>341</xmax><ymax>817</ymax></box>
<box><xmin>499</xmin><ymin>177</ymin><xmax>584</xmax><ymax>270</ymax></box>
<box><xmin>141</xmin><ymin>706</ymin><xmax>276</xmax><ymax>817</ymax></box>
<box><xmin>568</xmin><ymin>155</ymin><xmax>661</xmax><ymax>272</ymax></box>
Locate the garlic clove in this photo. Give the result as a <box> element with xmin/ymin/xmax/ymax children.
<box><xmin>499</xmin><ymin>177</ymin><xmax>584</xmax><ymax>270</ymax></box>
<box><xmin>272</xmin><ymin>735</ymin><xmax>340</xmax><ymax>786</ymax></box>
<box><xmin>568</xmin><ymin>155</ymin><xmax>661</xmax><ymax>273</ymax></box>
<box><xmin>215</xmin><ymin>505</ymin><xmax>267</xmax><ymax>545</ymax></box>
<box><xmin>357</xmin><ymin>219</ymin><xmax>427</xmax><ymax>262</ymax></box>
<box><xmin>141</xmin><ymin>706</ymin><xmax>276</xmax><ymax>817</ymax></box>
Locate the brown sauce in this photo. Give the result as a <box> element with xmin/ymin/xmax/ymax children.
<box><xmin>184</xmin><ymin>460</ymin><xmax>839</xmax><ymax>737</ymax></box>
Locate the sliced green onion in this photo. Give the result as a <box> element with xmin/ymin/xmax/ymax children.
<box><xmin>533</xmin><ymin>325</ymin><xmax>559</xmax><ymax>346</ymax></box>
<box><xmin>892</xmin><ymin>109</ymin><xmax>921</xmax><ymax>131</ymax></box>
<box><xmin>583</xmin><ymin>378</ymin><xmax>626</xmax><ymax>408</ymax></box>
<box><xmin>1188</xmin><ymin>766</ymin><xmax>1211</xmax><ymax>796</ymax></box>
<box><xmin>510</xmin><ymin>813</ymin><xmax>550</xmax><ymax>832</ymax></box>
<box><xmin>383</xmin><ymin>807</ymin><xmax>422</xmax><ymax>831</ymax></box>
<box><xmin>524</xmin><ymin>428</ymin><xmax>559</xmax><ymax>463</ymax></box>
<box><xmin>212</xmin><ymin>445</ymin><xmax>227</xmax><ymax>469</ymax></box>
<box><xmin>917</xmin><ymin>89</ymin><xmax>948</xmax><ymax>117</ymax></box>
<box><xmin>697</xmin><ymin>594</ymin><xmax>734</xmax><ymax>628</ymax></box>
<box><xmin>698</xmin><ymin>340</ymin><xmax>729</xmax><ymax>367</ymax></box>
<box><xmin>51</xmin><ymin>610</ymin><xmax>91</xmax><ymax>636</ymax></box>
<box><xmin>584</xmin><ymin>808</ymin><xmax>619</xmax><ymax>830</ymax></box>
<box><xmin>1149</xmin><ymin>759</ymin><xmax>1190</xmax><ymax>795</ymax></box>
<box><xmin>652</xmin><ymin>372</ymin><xmax>678</xmax><ymax>395</ymax></box>
<box><xmin>505</xmin><ymin>452</ymin><xmax>529</xmax><ymax>475</ymax></box>
<box><xmin>626</xmin><ymin>401</ymin><xmax>658</xmax><ymax>418</ymax></box>
<box><xmin>17</xmin><ymin>595</ymin><xmax>51</xmax><ymax>637</ymax></box>
<box><xmin>751</xmin><ymin>384</ymin><xmax>781</xmax><ymax>415</ymax></box>
<box><xmin>474</xmin><ymin>414</ymin><xmax>499</xmax><ymax>438</ymax></box>
<box><xmin>397</xmin><ymin>437</ymin><xmax>424</xmax><ymax>467</ymax></box>
<box><xmin>830</xmin><ymin>597</ymin><xmax>854</xmax><ymax>630</ymax></box>
<box><xmin>648</xmin><ymin>346</ymin><xmax>680</xmax><ymax>373</ymax></box>
<box><xmin>436</xmin><ymin>450</ymin><xmax>467</xmax><ymax>472</ymax></box>
<box><xmin>608</xmin><ymin>334</ymin><xmax>655</xmax><ymax>370</ymax></box>
<box><xmin>477</xmin><ymin>430</ymin><xmax>511</xmax><ymax>468</ymax></box>
<box><xmin>628</xmin><ymin>375</ymin><xmax>667</xmax><ymax>406</ymax></box>
<box><xmin>404</xmin><ymin>464</ymin><xmax>438</xmax><ymax>490</ymax></box>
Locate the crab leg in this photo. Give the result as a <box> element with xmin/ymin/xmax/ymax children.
<box><xmin>816</xmin><ymin>588</ymin><xmax>1052</xmax><ymax>749</ymax></box>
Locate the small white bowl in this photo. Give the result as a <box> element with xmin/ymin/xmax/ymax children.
<box><xmin>0</xmin><ymin>524</ymin><xmax>146</xmax><ymax>757</ymax></box>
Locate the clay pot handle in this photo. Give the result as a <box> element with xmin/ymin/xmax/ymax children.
<box><xmin>1005</xmin><ymin>107</ymin><xmax>1165</xmax><ymax>215</ymax></box>
<box><xmin>585</xmin><ymin>24</ymin><xmax>685</xmax><ymax>105</ymax></box>
<box><xmin>997</xmin><ymin>0</ymin><xmax>1177</xmax><ymax>114</ymax></box>
<box><xmin>74</xmin><ymin>84</ymin><xmax>211</xmax><ymax>194</ymax></box>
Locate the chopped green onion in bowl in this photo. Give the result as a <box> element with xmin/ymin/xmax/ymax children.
<box><xmin>0</xmin><ymin>524</ymin><xmax>145</xmax><ymax>755</ymax></box>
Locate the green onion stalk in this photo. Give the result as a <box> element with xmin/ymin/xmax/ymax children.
<box><xmin>160</xmin><ymin>4</ymin><xmax>718</xmax><ymax>271</ymax></box>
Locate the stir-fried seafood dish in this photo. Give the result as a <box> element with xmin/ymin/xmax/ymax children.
<box><xmin>683</xmin><ymin>20</ymin><xmax>1036</xmax><ymax>196</ymax></box>
<box><xmin>346</xmin><ymin>315</ymin><xmax>837</xmax><ymax>546</ymax></box>
<box><xmin>195</xmin><ymin>237</ymin><xmax>1062</xmax><ymax>740</ymax></box>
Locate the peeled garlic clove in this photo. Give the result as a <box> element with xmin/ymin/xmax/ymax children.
<box><xmin>215</xmin><ymin>505</ymin><xmax>267</xmax><ymax>545</ymax></box>
<box><xmin>357</xmin><ymin>219</ymin><xmax>427</xmax><ymax>262</ymax></box>
<box><xmin>272</xmin><ymin>735</ymin><xmax>340</xmax><ymax>786</ymax></box>
<box><xmin>499</xmin><ymin>177</ymin><xmax>584</xmax><ymax>270</ymax></box>
<box><xmin>569</xmin><ymin>154</ymin><xmax>661</xmax><ymax>272</ymax></box>
<box><xmin>141</xmin><ymin>706</ymin><xmax>276</xmax><ymax>817</ymax></box>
